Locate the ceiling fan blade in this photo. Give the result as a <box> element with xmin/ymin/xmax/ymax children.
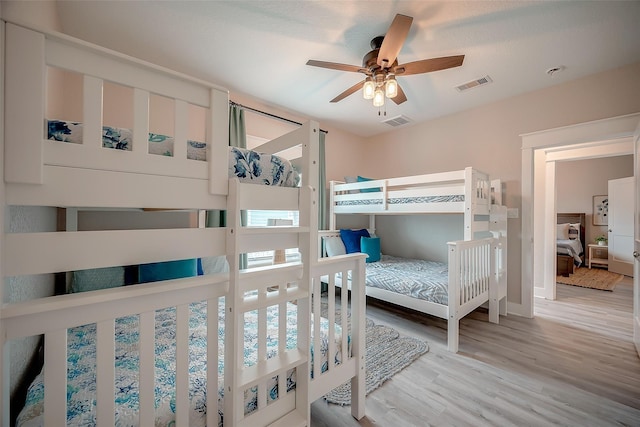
<box><xmin>394</xmin><ymin>55</ymin><xmax>465</xmax><ymax>76</ymax></box>
<box><xmin>330</xmin><ymin>80</ymin><xmax>365</xmax><ymax>103</ymax></box>
<box><xmin>377</xmin><ymin>14</ymin><xmax>413</xmax><ymax>69</ymax></box>
<box><xmin>391</xmin><ymin>83</ymin><xmax>407</xmax><ymax>105</ymax></box>
<box><xmin>306</xmin><ymin>60</ymin><xmax>367</xmax><ymax>74</ymax></box>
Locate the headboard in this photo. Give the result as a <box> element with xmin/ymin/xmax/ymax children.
<box><xmin>557</xmin><ymin>212</ymin><xmax>586</xmax><ymax>246</ymax></box>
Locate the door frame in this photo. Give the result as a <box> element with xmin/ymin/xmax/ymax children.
<box><xmin>520</xmin><ymin>113</ymin><xmax>640</xmax><ymax>316</ymax></box>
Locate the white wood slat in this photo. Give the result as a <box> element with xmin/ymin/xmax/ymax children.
<box><xmin>239</xmin><ymin>287</ymin><xmax>307</xmax><ymax>314</ymax></box>
<box><xmin>340</xmin><ymin>270</ymin><xmax>349</xmax><ymax>361</ymax></box>
<box><xmin>5</xmin><ymin>227</ymin><xmax>226</xmax><ymax>277</ymax></box>
<box><xmin>327</xmin><ymin>276</ymin><xmax>336</xmax><ymax>371</ymax></box>
<box><xmin>236</xmin><ymin>182</ymin><xmax>299</xmax><ymax>211</ymax></box>
<box><xmin>174</xmin><ymin>100</ymin><xmax>188</xmax><ymax>160</ymax></box>
<box><xmin>43</xmin><ymin>140</ymin><xmax>208</xmax><ymax>180</ymax></box>
<box><xmin>83</xmin><ymin>75</ymin><xmax>103</xmax><ymax>150</ymax></box>
<box><xmin>312</xmin><ymin>277</ymin><xmax>321</xmax><ymax>379</ymax></box>
<box><xmin>5</xmin><ymin>165</ymin><xmax>226</xmax><ymax>209</ymax></box>
<box><xmin>3</xmin><ymin>275</ymin><xmax>228</xmax><ymax>340</ymax></box>
<box><xmin>4</xmin><ymin>23</ymin><xmax>45</xmax><ymax>184</ymax></box>
<box><xmin>278</xmin><ymin>292</ymin><xmax>287</xmax><ymax>403</ymax></box>
<box><xmin>46</xmin><ymin>38</ymin><xmax>211</xmax><ymax>107</ymax></box>
<box><xmin>208</xmin><ymin>88</ymin><xmax>229</xmax><ymax>196</ymax></box>
<box><xmin>139</xmin><ymin>311</ymin><xmax>155</xmax><ymax>426</ymax></box>
<box><xmin>96</xmin><ymin>319</ymin><xmax>115</xmax><ymax>426</ymax></box>
<box><xmin>238</xmin><ymin>349</ymin><xmax>306</xmax><ymax>390</ymax></box>
<box><xmin>237</xmin><ymin>227</ymin><xmax>306</xmax><ymax>254</ymax></box>
<box><xmin>206</xmin><ymin>298</ymin><xmax>220</xmax><ymax>427</ymax></box>
<box><xmin>133</xmin><ymin>88</ymin><xmax>150</xmax><ymax>153</ymax></box>
<box><xmin>44</xmin><ymin>329</ymin><xmax>67</xmax><ymax>427</ymax></box>
<box><xmin>238</xmin><ymin>263</ymin><xmax>302</xmax><ymax>293</ymax></box>
<box><xmin>176</xmin><ymin>303</ymin><xmax>189</xmax><ymax>426</ymax></box>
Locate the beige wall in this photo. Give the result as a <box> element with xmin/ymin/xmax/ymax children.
<box><xmin>557</xmin><ymin>156</ymin><xmax>634</xmax><ymax>245</ymax></box>
<box><xmin>363</xmin><ymin>61</ymin><xmax>640</xmax><ymax>305</ymax></box>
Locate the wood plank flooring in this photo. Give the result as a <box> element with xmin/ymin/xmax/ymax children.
<box><xmin>310</xmin><ymin>277</ymin><xmax>640</xmax><ymax>426</ymax></box>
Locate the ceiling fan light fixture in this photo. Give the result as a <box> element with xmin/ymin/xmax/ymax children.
<box><xmin>373</xmin><ymin>87</ymin><xmax>385</xmax><ymax>107</ymax></box>
<box><xmin>385</xmin><ymin>75</ymin><xmax>398</xmax><ymax>98</ymax></box>
<box><xmin>363</xmin><ymin>78</ymin><xmax>375</xmax><ymax>99</ymax></box>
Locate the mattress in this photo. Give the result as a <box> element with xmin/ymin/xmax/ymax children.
<box><xmin>346</xmin><ymin>255</ymin><xmax>449</xmax><ymax>305</ymax></box>
<box><xmin>336</xmin><ymin>195</ymin><xmax>464</xmax><ymax>207</ymax></box>
<box><xmin>17</xmin><ymin>299</ymin><xmax>341</xmax><ymax>427</ymax></box>
<box><xmin>47</xmin><ymin>120</ymin><xmax>300</xmax><ymax>187</ymax></box>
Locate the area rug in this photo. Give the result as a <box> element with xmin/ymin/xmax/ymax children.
<box><xmin>556</xmin><ymin>267</ymin><xmax>624</xmax><ymax>291</ymax></box>
<box><xmin>322</xmin><ymin>312</ymin><xmax>428</xmax><ymax>406</ymax></box>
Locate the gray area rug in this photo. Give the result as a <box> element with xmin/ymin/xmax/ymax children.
<box><xmin>323</xmin><ymin>313</ymin><xmax>429</xmax><ymax>406</ymax></box>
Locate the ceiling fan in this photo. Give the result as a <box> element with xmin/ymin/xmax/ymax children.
<box><xmin>306</xmin><ymin>14</ymin><xmax>465</xmax><ymax>106</ymax></box>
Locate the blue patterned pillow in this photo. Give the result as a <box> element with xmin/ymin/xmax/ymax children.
<box><xmin>340</xmin><ymin>228</ymin><xmax>371</xmax><ymax>253</ymax></box>
<box><xmin>361</xmin><ymin>236</ymin><xmax>381</xmax><ymax>263</ymax></box>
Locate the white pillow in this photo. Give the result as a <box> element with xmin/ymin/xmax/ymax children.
<box><xmin>324</xmin><ymin>236</ymin><xmax>346</xmax><ymax>257</ymax></box>
<box><xmin>557</xmin><ymin>223</ymin><xmax>570</xmax><ymax>240</ymax></box>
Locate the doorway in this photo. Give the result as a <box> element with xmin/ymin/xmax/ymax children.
<box><xmin>520</xmin><ymin>113</ymin><xmax>640</xmax><ymax>316</ymax></box>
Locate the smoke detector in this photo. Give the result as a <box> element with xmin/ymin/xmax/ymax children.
<box><xmin>546</xmin><ymin>66</ymin><xmax>565</xmax><ymax>76</ymax></box>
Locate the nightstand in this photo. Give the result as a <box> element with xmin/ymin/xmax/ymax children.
<box><xmin>587</xmin><ymin>243</ymin><xmax>608</xmax><ymax>269</ymax></box>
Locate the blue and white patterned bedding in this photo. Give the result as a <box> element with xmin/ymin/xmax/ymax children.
<box><xmin>229</xmin><ymin>147</ymin><xmax>300</xmax><ymax>187</ymax></box>
<box><xmin>47</xmin><ymin>120</ymin><xmax>300</xmax><ymax>187</ymax></box>
<box><xmin>336</xmin><ymin>195</ymin><xmax>464</xmax><ymax>206</ymax></box>
<box><xmin>17</xmin><ymin>300</ymin><xmax>341</xmax><ymax>427</ymax></box>
<box><xmin>361</xmin><ymin>255</ymin><xmax>449</xmax><ymax>305</ymax></box>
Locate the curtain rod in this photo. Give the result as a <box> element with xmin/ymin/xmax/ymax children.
<box><xmin>229</xmin><ymin>100</ymin><xmax>328</xmax><ymax>134</ymax></box>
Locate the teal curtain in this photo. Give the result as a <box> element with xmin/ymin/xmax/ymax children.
<box><xmin>206</xmin><ymin>104</ymin><xmax>248</xmax><ymax>268</ymax></box>
<box><xmin>318</xmin><ymin>131</ymin><xmax>327</xmax><ymax>230</ymax></box>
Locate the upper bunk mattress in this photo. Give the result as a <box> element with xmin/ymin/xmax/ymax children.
<box><xmin>47</xmin><ymin>120</ymin><xmax>300</xmax><ymax>187</ymax></box>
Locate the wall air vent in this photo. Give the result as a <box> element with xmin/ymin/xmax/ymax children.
<box><xmin>455</xmin><ymin>75</ymin><xmax>493</xmax><ymax>92</ymax></box>
<box><xmin>382</xmin><ymin>114</ymin><xmax>412</xmax><ymax>127</ymax></box>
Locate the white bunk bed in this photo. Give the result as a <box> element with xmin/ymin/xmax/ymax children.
<box><xmin>322</xmin><ymin>169</ymin><xmax>508</xmax><ymax>353</ymax></box>
<box><xmin>0</xmin><ymin>21</ymin><xmax>366</xmax><ymax>427</ymax></box>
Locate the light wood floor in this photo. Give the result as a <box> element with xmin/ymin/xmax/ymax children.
<box><xmin>310</xmin><ymin>276</ymin><xmax>640</xmax><ymax>427</ymax></box>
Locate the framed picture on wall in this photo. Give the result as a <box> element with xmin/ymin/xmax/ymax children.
<box><xmin>592</xmin><ymin>195</ymin><xmax>608</xmax><ymax>225</ymax></box>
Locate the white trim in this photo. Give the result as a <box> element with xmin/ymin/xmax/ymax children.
<box><xmin>521</xmin><ymin>112</ymin><xmax>640</xmax><ymax>316</ymax></box>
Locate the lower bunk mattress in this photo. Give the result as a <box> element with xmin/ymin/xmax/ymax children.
<box><xmin>17</xmin><ymin>299</ymin><xmax>342</xmax><ymax>427</ymax></box>
<box><xmin>336</xmin><ymin>255</ymin><xmax>449</xmax><ymax>305</ymax></box>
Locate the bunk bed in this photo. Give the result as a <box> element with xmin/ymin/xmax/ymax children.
<box><xmin>322</xmin><ymin>170</ymin><xmax>508</xmax><ymax>353</ymax></box>
<box><xmin>556</xmin><ymin>213</ymin><xmax>586</xmax><ymax>277</ymax></box>
<box><xmin>1</xmin><ymin>21</ymin><xmax>366</xmax><ymax>427</ymax></box>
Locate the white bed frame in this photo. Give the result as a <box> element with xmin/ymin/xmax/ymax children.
<box><xmin>324</xmin><ymin>169</ymin><xmax>508</xmax><ymax>353</ymax></box>
<box><xmin>0</xmin><ymin>21</ymin><xmax>366</xmax><ymax>427</ymax></box>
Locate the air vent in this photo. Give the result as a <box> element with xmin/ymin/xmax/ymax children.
<box><xmin>382</xmin><ymin>114</ymin><xmax>412</xmax><ymax>127</ymax></box>
<box><xmin>455</xmin><ymin>75</ymin><xmax>493</xmax><ymax>92</ymax></box>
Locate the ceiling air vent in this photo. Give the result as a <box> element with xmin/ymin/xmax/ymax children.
<box><xmin>382</xmin><ymin>115</ymin><xmax>412</xmax><ymax>127</ymax></box>
<box><xmin>455</xmin><ymin>75</ymin><xmax>493</xmax><ymax>92</ymax></box>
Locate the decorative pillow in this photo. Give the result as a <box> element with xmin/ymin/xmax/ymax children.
<box><xmin>568</xmin><ymin>223</ymin><xmax>581</xmax><ymax>241</ymax></box>
<box><xmin>357</xmin><ymin>176</ymin><xmax>381</xmax><ymax>193</ymax></box>
<box><xmin>556</xmin><ymin>223</ymin><xmax>570</xmax><ymax>240</ymax></box>
<box><xmin>339</xmin><ymin>228</ymin><xmax>371</xmax><ymax>253</ymax></box>
<box><xmin>71</xmin><ymin>266</ymin><xmax>125</xmax><ymax>293</ymax></box>
<box><xmin>344</xmin><ymin>176</ymin><xmax>358</xmax><ymax>194</ymax></box>
<box><xmin>361</xmin><ymin>236</ymin><xmax>381</xmax><ymax>263</ymax></box>
<box><xmin>138</xmin><ymin>259</ymin><xmax>198</xmax><ymax>283</ymax></box>
<box><xmin>200</xmin><ymin>256</ymin><xmax>230</xmax><ymax>275</ymax></box>
<box><xmin>324</xmin><ymin>236</ymin><xmax>347</xmax><ymax>257</ymax></box>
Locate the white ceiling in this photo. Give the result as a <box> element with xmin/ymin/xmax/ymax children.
<box><xmin>54</xmin><ymin>1</ymin><xmax>640</xmax><ymax>137</ymax></box>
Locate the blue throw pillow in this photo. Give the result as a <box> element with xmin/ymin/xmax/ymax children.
<box><xmin>139</xmin><ymin>259</ymin><xmax>198</xmax><ymax>283</ymax></box>
<box><xmin>361</xmin><ymin>236</ymin><xmax>381</xmax><ymax>263</ymax></box>
<box><xmin>340</xmin><ymin>228</ymin><xmax>371</xmax><ymax>253</ymax></box>
<box><xmin>357</xmin><ymin>176</ymin><xmax>381</xmax><ymax>193</ymax></box>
